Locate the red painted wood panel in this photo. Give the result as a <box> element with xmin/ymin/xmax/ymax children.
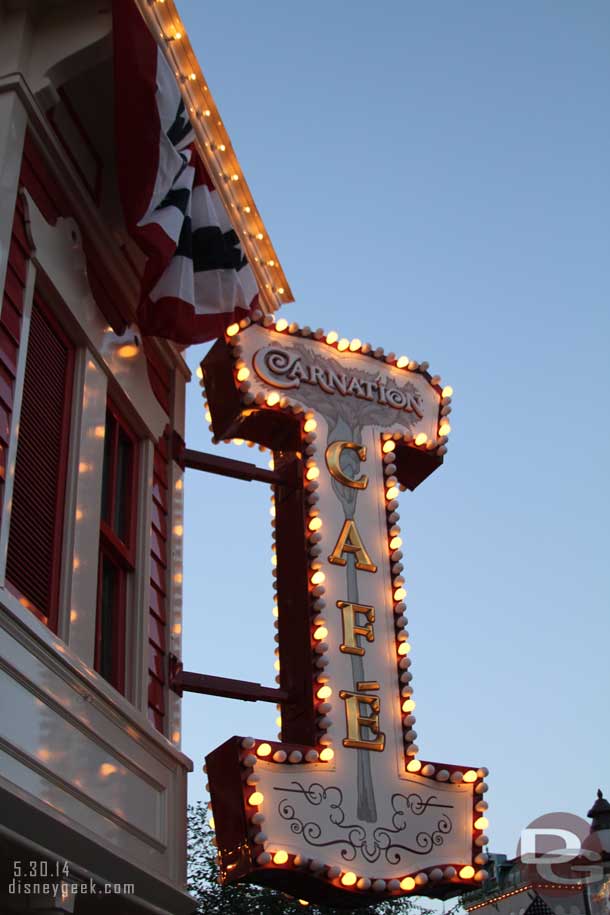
<box><xmin>147</xmin><ymin>433</ymin><xmax>171</xmax><ymax>734</ymax></box>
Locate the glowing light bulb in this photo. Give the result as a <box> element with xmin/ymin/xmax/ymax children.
<box><xmin>266</xmin><ymin>392</ymin><xmax>280</xmax><ymax>407</ymax></box>
<box><xmin>349</xmin><ymin>338</ymin><xmax>362</xmax><ymax>351</ymax></box>
<box><xmin>313</xmin><ymin>626</ymin><xmax>328</xmax><ymax>641</ymax></box>
<box><xmin>386</xmin><ymin>486</ymin><xmax>399</xmax><ymax>500</ymax></box>
<box><xmin>304</xmin><ymin>418</ymin><xmax>317</xmax><ymax>432</ymax></box>
<box><xmin>272</xmin><ymin>605</ymin><xmax>279</xmax><ymax>617</ymax></box>
<box><xmin>226</xmin><ymin>323</ymin><xmax>240</xmax><ymax>337</ymax></box>
<box><xmin>474</xmin><ymin>816</ymin><xmax>489</xmax><ymax>830</ymax></box>
<box><xmin>459</xmin><ymin>866</ymin><xmax>475</xmax><ymax>880</ymax></box>
<box><xmin>396</xmin><ymin>356</ymin><xmax>409</xmax><ymax>368</ymax></box>
<box><xmin>273</xmin><ymin>850</ymin><xmax>288</xmax><ymax>865</ymax></box>
<box><xmin>382</xmin><ymin>440</ymin><xmax>396</xmax><ymax>454</ymax></box>
<box><xmin>257</xmin><ymin>743</ymin><xmax>272</xmax><ymax>757</ymax></box>
<box><xmin>117</xmin><ymin>343</ymin><xmax>138</xmax><ymax>359</ymax></box>
<box><xmin>308</xmin><ymin>517</ymin><xmax>322</xmax><ymax>531</ymax></box>
<box><xmin>326</xmin><ymin>331</ymin><xmax>338</xmax><ymax>345</ymax></box>
<box><xmin>439</xmin><ymin>421</ymin><xmax>451</xmax><ymax>436</ymax></box>
<box><xmin>442</xmin><ymin>385</ymin><xmax>454</xmax><ymax>398</ymax></box>
<box><xmin>237</xmin><ymin>367</ymin><xmax>250</xmax><ymax>381</ymax></box>
<box><xmin>337</xmin><ymin>338</ymin><xmax>349</xmax><ymax>352</ymax></box>
<box><xmin>275</xmin><ymin>318</ymin><xmax>288</xmax><ymax>332</ymax></box>
<box><xmin>414</xmin><ymin>432</ymin><xmax>428</xmax><ymax>446</ymax></box>
<box><xmin>205</xmin><ymin>410</ymin><xmax>212</xmax><ymax>422</ymax></box>
<box><xmin>402</xmin><ymin>698</ymin><xmax>416</xmax><ymax>712</ymax></box>
<box><xmin>233</xmin><ymin>438</ymin><xmax>244</xmax><ymax>446</ymax></box>
<box><xmin>400</xmin><ymin>877</ymin><xmax>415</xmax><ymax>891</ymax></box>
<box><xmin>249</xmin><ymin>791</ymin><xmax>264</xmax><ymax>806</ymax></box>
<box><xmin>276</xmin><ymin>716</ymin><xmax>282</xmax><ymax>728</ymax></box>
<box><xmin>320</xmin><ymin>747</ymin><xmax>334</xmax><ymax>762</ymax></box>
<box><xmin>407</xmin><ymin>759</ymin><xmax>422</xmax><ymax>773</ymax></box>
<box><xmin>189</xmin><ymin>73</ymin><xmax>197</xmax><ymax>81</ymax></box>
<box><xmin>341</xmin><ymin>872</ymin><xmax>357</xmax><ymax>887</ymax></box>
<box><xmin>389</xmin><ymin>536</ymin><xmax>402</xmax><ymax>550</ymax></box>
<box><xmin>317</xmin><ymin>686</ymin><xmax>332</xmax><ymax>700</ymax></box>
<box><xmin>306</xmin><ymin>466</ymin><xmax>320</xmax><ymax>481</ymax></box>
<box><xmin>463</xmin><ymin>769</ymin><xmax>478</xmax><ymax>783</ymax></box>
<box><xmin>256</xmin><ymin>232</ymin><xmax>264</xmax><ymax>240</ymax></box>
<box><xmin>311</xmin><ymin>570</ymin><xmax>326</xmax><ymax>585</ymax></box>
<box><xmin>274</xmin><ymin>659</ymin><xmax>280</xmax><ymax>671</ymax></box>
<box><xmin>397</xmin><ymin>639</ymin><xmax>410</xmax><ymax>654</ymax></box>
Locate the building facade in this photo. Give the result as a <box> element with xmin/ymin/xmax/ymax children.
<box><xmin>0</xmin><ymin>1</ymin><xmax>286</xmax><ymax>912</ymax></box>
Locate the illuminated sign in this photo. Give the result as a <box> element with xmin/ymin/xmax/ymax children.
<box><xmin>202</xmin><ymin>317</ymin><xmax>489</xmax><ymax>907</ymax></box>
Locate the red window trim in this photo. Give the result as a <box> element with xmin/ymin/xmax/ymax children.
<box><xmin>5</xmin><ymin>291</ymin><xmax>75</xmax><ymax>632</ymax></box>
<box><xmin>94</xmin><ymin>398</ymin><xmax>139</xmax><ymax>694</ymax></box>
<box><xmin>99</xmin><ymin>397</ymin><xmax>138</xmax><ymax>563</ymax></box>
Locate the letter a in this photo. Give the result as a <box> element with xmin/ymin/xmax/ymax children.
<box><xmin>329</xmin><ymin>519</ymin><xmax>377</xmax><ymax>573</ymax></box>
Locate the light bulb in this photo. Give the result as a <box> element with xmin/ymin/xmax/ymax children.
<box><xmin>320</xmin><ymin>747</ymin><xmax>334</xmax><ymax>762</ymax></box>
<box><xmin>326</xmin><ymin>331</ymin><xmax>338</xmax><ymax>345</ymax></box>
<box><xmin>266</xmin><ymin>392</ymin><xmax>280</xmax><ymax>407</ymax></box>
<box><xmin>257</xmin><ymin>743</ymin><xmax>272</xmax><ymax>757</ymax></box>
<box><xmin>275</xmin><ymin>318</ymin><xmax>288</xmax><ymax>332</ymax></box>
<box><xmin>226</xmin><ymin>323</ymin><xmax>240</xmax><ymax>337</ymax></box>
<box><xmin>273</xmin><ymin>850</ymin><xmax>288</xmax><ymax>864</ymax></box>
<box><xmin>341</xmin><ymin>872</ymin><xmax>357</xmax><ymax>886</ymax></box>
<box><xmin>414</xmin><ymin>432</ymin><xmax>427</xmax><ymax>446</ymax></box>
<box><xmin>248</xmin><ymin>791</ymin><xmax>264</xmax><ymax>806</ymax></box>
<box><xmin>442</xmin><ymin>385</ymin><xmax>454</xmax><ymax>398</ymax></box>
<box><xmin>382</xmin><ymin>440</ymin><xmax>396</xmax><ymax>454</ymax></box>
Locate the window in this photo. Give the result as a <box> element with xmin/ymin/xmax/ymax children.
<box><xmin>95</xmin><ymin>400</ymin><xmax>138</xmax><ymax>693</ymax></box>
<box><xmin>5</xmin><ymin>293</ymin><xmax>74</xmax><ymax>629</ymax></box>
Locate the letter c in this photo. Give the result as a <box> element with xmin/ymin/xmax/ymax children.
<box><xmin>325</xmin><ymin>441</ymin><xmax>368</xmax><ymax>490</ymax></box>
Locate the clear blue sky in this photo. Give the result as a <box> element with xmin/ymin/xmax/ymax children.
<box><xmin>177</xmin><ymin>0</ymin><xmax>609</xmax><ymax>859</ymax></box>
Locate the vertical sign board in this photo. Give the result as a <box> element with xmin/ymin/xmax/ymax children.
<box><xmin>202</xmin><ymin>316</ymin><xmax>489</xmax><ymax>908</ymax></box>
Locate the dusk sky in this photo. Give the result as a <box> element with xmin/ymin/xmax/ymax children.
<box><xmin>176</xmin><ymin>0</ymin><xmax>609</xmax><ymax>859</ymax></box>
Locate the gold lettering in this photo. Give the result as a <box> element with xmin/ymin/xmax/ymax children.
<box><xmin>325</xmin><ymin>441</ymin><xmax>368</xmax><ymax>490</ymax></box>
<box><xmin>328</xmin><ymin>520</ymin><xmax>377</xmax><ymax>572</ymax></box>
<box><xmin>339</xmin><ymin>690</ymin><xmax>385</xmax><ymax>752</ymax></box>
<box><xmin>337</xmin><ymin>601</ymin><xmax>375</xmax><ymax>656</ymax></box>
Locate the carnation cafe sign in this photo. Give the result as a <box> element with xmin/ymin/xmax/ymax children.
<box><xmin>202</xmin><ymin>318</ymin><xmax>489</xmax><ymax>908</ymax></box>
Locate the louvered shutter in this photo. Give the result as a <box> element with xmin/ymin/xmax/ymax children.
<box><xmin>5</xmin><ymin>294</ymin><xmax>74</xmax><ymax>629</ymax></box>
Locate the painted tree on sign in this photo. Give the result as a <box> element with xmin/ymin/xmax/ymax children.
<box><xmin>187</xmin><ymin>803</ymin><xmax>461</xmax><ymax>915</ymax></box>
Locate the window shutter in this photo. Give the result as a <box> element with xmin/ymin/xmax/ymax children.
<box><xmin>5</xmin><ymin>294</ymin><xmax>74</xmax><ymax>629</ymax></box>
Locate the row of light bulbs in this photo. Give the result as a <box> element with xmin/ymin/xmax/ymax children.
<box><xmin>146</xmin><ymin>3</ymin><xmax>288</xmax><ymax>307</ymax></box>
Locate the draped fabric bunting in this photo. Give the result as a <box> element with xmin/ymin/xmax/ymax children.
<box><xmin>113</xmin><ymin>0</ymin><xmax>258</xmax><ymax>344</ymax></box>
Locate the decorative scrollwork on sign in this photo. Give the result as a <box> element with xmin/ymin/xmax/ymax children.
<box><xmin>274</xmin><ymin>782</ymin><xmax>455</xmax><ymax>867</ymax></box>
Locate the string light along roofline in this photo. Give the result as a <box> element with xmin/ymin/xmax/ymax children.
<box><xmin>137</xmin><ymin>0</ymin><xmax>293</xmax><ymax>314</ymax></box>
